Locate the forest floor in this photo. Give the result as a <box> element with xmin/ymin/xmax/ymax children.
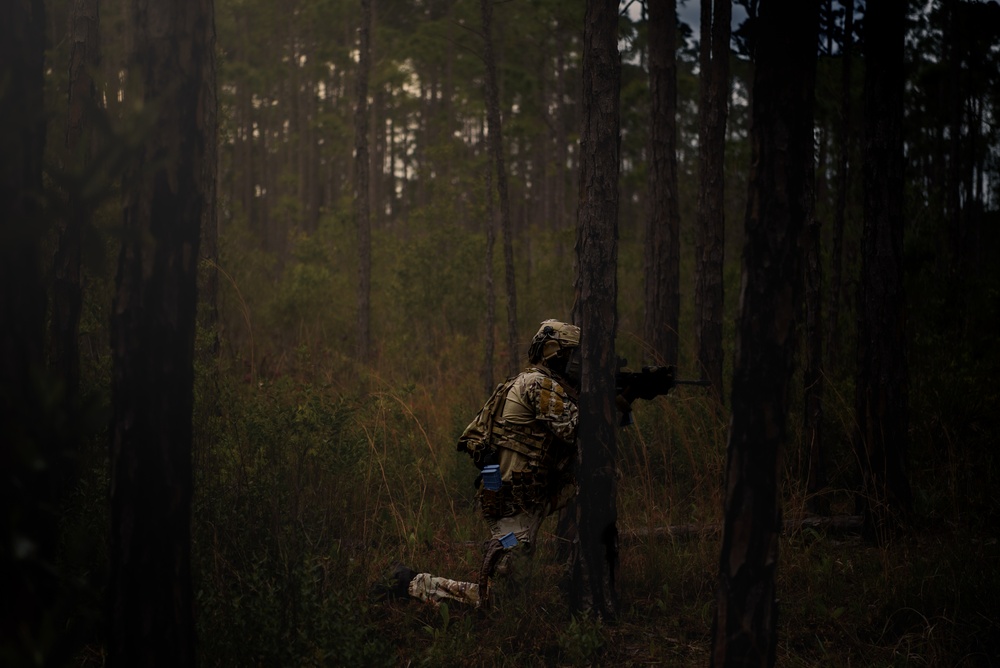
<box><xmin>365</xmin><ymin>514</ymin><xmax>998</xmax><ymax>667</ymax></box>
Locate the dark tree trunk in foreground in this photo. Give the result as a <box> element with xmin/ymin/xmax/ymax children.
<box><xmin>355</xmin><ymin>0</ymin><xmax>373</xmax><ymax>364</ymax></box>
<box><xmin>804</xmin><ymin>0</ymin><xmax>832</xmax><ymax>513</ymax></box>
<box><xmin>827</xmin><ymin>0</ymin><xmax>853</xmax><ymax>364</ymax></box>
<box><xmin>854</xmin><ymin>0</ymin><xmax>913</xmax><ymax>545</ymax></box>
<box><xmin>52</xmin><ymin>0</ymin><xmax>100</xmax><ymax>401</ymax></box>
<box><xmin>0</xmin><ymin>0</ymin><xmax>49</xmax><ymax>662</ymax></box>
<box><xmin>0</xmin><ymin>0</ymin><xmax>47</xmax><ymax>405</ymax></box>
<box><xmin>803</xmin><ymin>181</ymin><xmax>828</xmax><ymax>515</ymax></box>
<box><xmin>482</xmin><ymin>0</ymin><xmax>519</xmax><ymax>375</ymax></box>
<box><xmin>711</xmin><ymin>0</ymin><xmax>818</xmax><ymax>665</ymax></box>
<box><xmin>694</xmin><ymin>0</ymin><xmax>731</xmax><ymax>397</ymax></box>
<box><xmin>108</xmin><ymin>0</ymin><xmax>215</xmax><ymax>663</ymax></box>
<box><xmin>571</xmin><ymin>0</ymin><xmax>621</xmax><ymax>620</ymax></box>
<box><xmin>643</xmin><ymin>0</ymin><xmax>680</xmax><ymax>365</ymax></box>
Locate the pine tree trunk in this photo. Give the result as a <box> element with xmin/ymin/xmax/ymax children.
<box><xmin>481</xmin><ymin>0</ymin><xmax>519</xmax><ymax>375</ymax></box>
<box><xmin>482</xmin><ymin>149</ymin><xmax>497</xmax><ymax>394</ymax></box>
<box><xmin>643</xmin><ymin>0</ymin><xmax>680</xmax><ymax>366</ymax></box>
<box><xmin>827</xmin><ymin>0</ymin><xmax>853</xmax><ymax>364</ymax></box>
<box><xmin>854</xmin><ymin>0</ymin><xmax>913</xmax><ymax>545</ymax></box>
<box><xmin>0</xmin><ymin>0</ymin><xmax>47</xmax><ymax>399</ymax></box>
<box><xmin>52</xmin><ymin>0</ymin><xmax>100</xmax><ymax>403</ymax></box>
<box><xmin>107</xmin><ymin>0</ymin><xmax>214</xmax><ymax>663</ymax></box>
<box><xmin>803</xmin><ymin>157</ymin><xmax>828</xmax><ymax>515</ymax></box>
<box><xmin>355</xmin><ymin>0</ymin><xmax>373</xmax><ymax>364</ymax></box>
<box><xmin>0</xmin><ymin>0</ymin><xmax>49</xmax><ymax>659</ymax></box>
<box><xmin>199</xmin><ymin>1</ymin><xmax>219</xmax><ymax>359</ymax></box>
<box><xmin>571</xmin><ymin>0</ymin><xmax>621</xmax><ymax>621</ymax></box>
<box><xmin>711</xmin><ymin>0</ymin><xmax>818</xmax><ymax>664</ymax></box>
<box><xmin>694</xmin><ymin>0</ymin><xmax>731</xmax><ymax>397</ymax></box>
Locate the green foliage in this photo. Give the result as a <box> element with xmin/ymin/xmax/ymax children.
<box><xmin>196</xmin><ymin>552</ymin><xmax>393</xmax><ymax>667</ymax></box>
<box><xmin>557</xmin><ymin>614</ymin><xmax>607</xmax><ymax>666</ymax></box>
<box><xmin>190</xmin><ymin>376</ymin><xmax>401</xmax><ymax>666</ymax></box>
<box><xmin>418</xmin><ymin>602</ymin><xmax>478</xmax><ymax>666</ymax></box>
<box><xmin>381</xmin><ymin>222</ymin><xmax>485</xmax><ymax>355</ymax></box>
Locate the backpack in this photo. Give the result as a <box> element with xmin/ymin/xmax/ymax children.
<box><xmin>456</xmin><ymin>375</ymin><xmax>519</xmax><ymax>470</ymax></box>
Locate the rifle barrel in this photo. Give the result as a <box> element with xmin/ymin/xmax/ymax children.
<box><xmin>674</xmin><ymin>379</ymin><xmax>712</xmax><ymax>387</ymax></box>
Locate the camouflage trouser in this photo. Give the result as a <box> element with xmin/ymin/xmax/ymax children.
<box><xmin>407</xmin><ymin>507</ymin><xmax>549</xmax><ymax>608</ymax></box>
<box><xmin>407</xmin><ymin>572</ymin><xmax>481</xmax><ymax>607</ymax></box>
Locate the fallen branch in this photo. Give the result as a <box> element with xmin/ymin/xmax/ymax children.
<box><xmin>620</xmin><ymin>515</ymin><xmax>864</xmax><ymax>542</ymax></box>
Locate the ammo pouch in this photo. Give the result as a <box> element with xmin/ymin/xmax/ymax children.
<box><xmin>511</xmin><ymin>468</ymin><xmax>549</xmax><ymax>513</ymax></box>
<box><xmin>490</xmin><ymin>422</ymin><xmax>562</xmax><ymax>514</ymax></box>
<box><xmin>480</xmin><ymin>484</ymin><xmax>510</xmax><ymax>518</ymax></box>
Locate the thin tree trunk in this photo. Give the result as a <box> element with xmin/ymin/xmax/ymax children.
<box><xmin>555</xmin><ymin>50</ymin><xmax>568</xmax><ymax>240</ymax></box>
<box><xmin>354</xmin><ymin>0</ymin><xmax>373</xmax><ymax>364</ymax></box>
<box><xmin>711</xmin><ymin>0</ymin><xmax>818</xmax><ymax>664</ymax></box>
<box><xmin>694</xmin><ymin>0</ymin><xmax>731</xmax><ymax>397</ymax></box>
<box><xmin>52</xmin><ymin>0</ymin><xmax>100</xmax><ymax>402</ymax></box>
<box><xmin>854</xmin><ymin>0</ymin><xmax>913</xmax><ymax>545</ymax></box>
<box><xmin>643</xmin><ymin>0</ymin><xmax>680</xmax><ymax>366</ymax></box>
<box><xmin>371</xmin><ymin>88</ymin><xmax>384</xmax><ymax>228</ymax></box>
<box><xmin>0</xmin><ymin>0</ymin><xmax>49</xmax><ymax>660</ymax></box>
<box><xmin>481</xmin><ymin>0</ymin><xmax>518</xmax><ymax>375</ymax></box>
<box><xmin>571</xmin><ymin>0</ymin><xmax>620</xmax><ymax>621</ymax></box>
<box><xmin>237</xmin><ymin>12</ymin><xmax>255</xmax><ymax>227</ymax></box>
<box><xmin>482</xmin><ymin>149</ymin><xmax>497</xmax><ymax>394</ymax></box>
<box><xmin>1</xmin><ymin>0</ymin><xmax>47</xmax><ymax>397</ymax></box>
<box><xmin>107</xmin><ymin>0</ymin><xmax>214</xmax><ymax>663</ymax></box>
<box><xmin>946</xmin><ymin>0</ymin><xmax>963</xmax><ymax>267</ymax></box>
<box><xmin>803</xmin><ymin>148</ymin><xmax>828</xmax><ymax>515</ymax></box>
<box><xmin>199</xmin><ymin>0</ymin><xmax>219</xmax><ymax>359</ymax></box>
<box><xmin>827</xmin><ymin>0</ymin><xmax>853</xmax><ymax>364</ymax></box>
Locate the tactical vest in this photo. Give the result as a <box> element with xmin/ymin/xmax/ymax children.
<box><xmin>458</xmin><ymin>368</ymin><xmax>576</xmax><ymax>518</ymax></box>
<box><xmin>456</xmin><ymin>375</ymin><xmax>519</xmax><ymax>469</ymax></box>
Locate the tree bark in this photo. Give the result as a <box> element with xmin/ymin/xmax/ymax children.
<box><xmin>803</xmin><ymin>172</ymin><xmax>828</xmax><ymax>515</ymax></box>
<box><xmin>0</xmin><ymin>0</ymin><xmax>49</xmax><ymax>661</ymax></box>
<box><xmin>52</xmin><ymin>0</ymin><xmax>100</xmax><ymax>402</ymax></box>
<box><xmin>199</xmin><ymin>0</ymin><xmax>219</xmax><ymax>360</ymax></box>
<box><xmin>107</xmin><ymin>0</ymin><xmax>214</xmax><ymax>663</ymax></box>
<box><xmin>710</xmin><ymin>0</ymin><xmax>818</xmax><ymax>665</ymax></box>
<box><xmin>694</xmin><ymin>0</ymin><xmax>731</xmax><ymax>398</ymax></box>
<box><xmin>571</xmin><ymin>0</ymin><xmax>620</xmax><ymax>621</ymax></box>
<box><xmin>643</xmin><ymin>0</ymin><xmax>680</xmax><ymax>366</ymax></box>
<box><xmin>826</xmin><ymin>0</ymin><xmax>853</xmax><ymax>364</ymax></box>
<box><xmin>481</xmin><ymin>0</ymin><xmax>519</xmax><ymax>375</ymax></box>
<box><xmin>854</xmin><ymin>0</ymin><xmax>913</xmax><ymax>545</ymax></box>
<box><xmin>0</xmin><ymin>0</ymin><xmax>47</xmax><ymax>402</ymax></box>
<box><xmin>355</xmin><ymin>0</ymin><xmax>373</xmax><ymax>364</ymax></box>
<box><xmin>480</xmin><ymin>0</ymin><xmax>498</xmax><ymax>393</ymax></box>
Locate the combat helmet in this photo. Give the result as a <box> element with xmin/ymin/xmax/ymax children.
<box><xmin>527</xmin><ymin>319</ymin><xmax>581</xmax><ymax>364</ymax></box>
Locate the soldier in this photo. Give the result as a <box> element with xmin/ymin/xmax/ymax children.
<box><xmin>374</xmin><ymin>319</ymin><xmax>581</xmax><ymax>609</ymax></box>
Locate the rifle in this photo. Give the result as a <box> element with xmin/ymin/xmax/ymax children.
<box><xmin>615</xmin><ymin>360</ymin><xmax>711</xmax><ymax>426</ymax></box>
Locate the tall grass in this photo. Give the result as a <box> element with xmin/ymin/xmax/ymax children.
<box><xmin>177</xmin><ymin>340</ymin><xmax>998</xmax><ymax>665</ymax></box>
<box><xmin>54</xmin><ymin>213</ymin><xmax>998</xmax><ymax>666</ymax></box>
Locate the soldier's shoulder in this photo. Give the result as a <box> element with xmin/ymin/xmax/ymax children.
<box><xmin>518</xmin><ymin>367</ymin><xmax>551</xmax><ymax>384</ymax></box>
<box><xmin>518</xmin><ymin>367</ymin><xmax>565</xmax><ymax>393</ymax></box>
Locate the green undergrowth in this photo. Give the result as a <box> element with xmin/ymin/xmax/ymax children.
<box><xmin>50</xmin><ymin>214</ymin><xmax>998</xmax><ymax>665</ymax></box>
<box><xmin>51</xmin><ymin>320</ymin><xmax>998</xmax><ymax>666</ymax></box>
<box><xmin>173</xmin><ymin>358</ymin><xmax>998</xmax><ymax>666</ymax></box>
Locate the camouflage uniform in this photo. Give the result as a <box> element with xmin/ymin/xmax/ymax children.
<box><xmin>408</xmin><ymin>322</ymin><xmax>580</xmax><ymax>608</ymax></box>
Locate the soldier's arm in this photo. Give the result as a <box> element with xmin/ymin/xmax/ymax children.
<box><xmin>527</xmin><ymin>375</ymin><xmax>578</xmax><ymax>443</ymax></box>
